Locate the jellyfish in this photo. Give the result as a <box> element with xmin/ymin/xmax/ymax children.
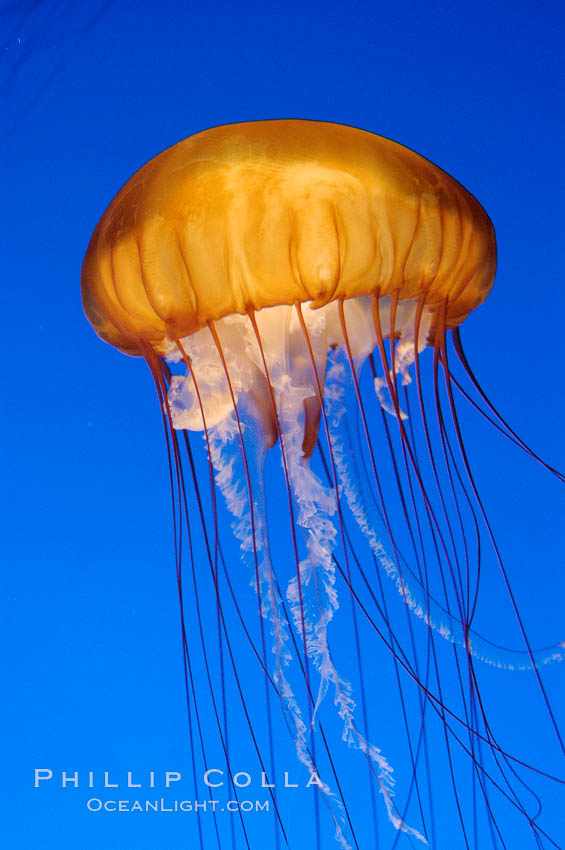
<box><xmin>82</xmin><ymin>120</ymin><xmax>564</xmax><ymax>849</ymax></box>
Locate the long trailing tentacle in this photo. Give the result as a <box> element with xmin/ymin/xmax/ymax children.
<box><xmin>204</xmin><ymin>320</ymin><xmax>362</xmax><ymax>850</ymax></box>
<box><xmin>451</xmin><ymin>328</ymin><xmax>564</xmax><ymax>484</ymax></box>
<box><xmin>295</xmin><ymin>303</ymin><xmax>429</xmax><ymax>844</ymax></box>
<box><xmin>323</xmin><ymin>337</ymin><xmax>565</xmax><ymax>671</ymax></box>
<box><xmin>158</xmin><ymin>292</ymin><xmax>564</xmax><ymax>850</ymax></box>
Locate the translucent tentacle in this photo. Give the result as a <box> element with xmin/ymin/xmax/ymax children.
<box><xmin>325</xmin><ymin>346</ymin><xmax>565</xmax><ymax>671</ymax></box>
<box><xmin>206</xmin><ymin>404</ymin><xmax>312</xmax><ymax>762</ymax></box>
<box><xmin>206</xmin><ymin>400</ymin><xmax>355</xmax><ymax>850</ymax></box>
<box><xmin>278</xmin><ymin>372</ymin><xmax>427</xmax><ymax>846</ymax></box>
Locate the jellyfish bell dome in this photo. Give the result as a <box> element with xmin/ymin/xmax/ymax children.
<box><xmin>81</xmin><ymin>119</ymin><xmax>496</xmax><ymax>357</ymax></box>
<box><xmin>82</xmin><ymin>120</ymin><xmax>497</xmax><ymax>446</ymax></box>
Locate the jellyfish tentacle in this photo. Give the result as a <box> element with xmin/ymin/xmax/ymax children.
<box><xmin>156</xmin><ymin>350</ymin><xmax>253</xmax><ymax>849</ymax></box>
<box><xmin>430</xmin><ymin>316</ymin><xmax>551</xmax><ymax>850</ymax></box>
<box><xmin>146</xmin><ymin>354</ymin><xmax>219</xmax><ymax>850</ymax></box>
<box><xmin>436</xmin><ymin>327</ymin><xmax>565</xmax><ymax>757</ymax></box>
<box><xmin>164</xmin><ymin>295</ymin><xmax>563</xmax><ymax>850</ymax></box>
<box><xmin>451</xmin><ymin>328</ymin><xmax>565</xmax><ymax>484</ymax></box>
<box><xmin>180</xmin><ymin>394</ymin><xmax>358</xmax><ymax>850</ymax></box>
<box><xmin>371</xmin><ymin>296</ymin><xmax>474</xmax><ymax>644</ymax></box>
<box><xmin>209</xmin><ymin>320</ymin><xmax>318</xmax><ymax>802</ymax></box>
<box><xmin>330</xmin><ymin>348</ymin><xmax>565</xmax><ymax>670</ymax></box>
<box><xmin>173</xmin><ymin>315</ymin><xmax>361</xmax><ymax>850</ymax></box>
<box><xmin>206</xmin><ymin>403</ymin><xmax>316</xmax><ymax>764</ymax></box>
<box><xmin>172</xmin><ymin>337</ymin><xmax>291</xmax><ymax>844</ymax></box>
<box><xmin>297</xmin><ymin>305</ymin><xmax>391</xmax><ymax>844</ymax></box>
<box><xmin>352</xmin><ymin>366</ymin><xmax>555</xmax><ymax>830</ymax></box>
<box><xmin>294</xmin><ymin>303</ymin><xmax>428</xmax><ymax>845</ymax></box>
<box><xmin>208</xmin><ymin>404</ymin><xmax>357</xmax><ymax>850</ymax></box>
<box><xmin>281</xmin><ymin>382</ymin><xmax>426</xmax><ymax>844</ymax></box>
<box><xmin>322</xmin><ymin>303</ymin><xmax>565</xmax><ymax>673</ymax></box>
<box><xmin>248</xmin><ymin>309</ymin><xmax>366</xmax><ymax>850</ymax></box>
<box><xmin>330</xmin><ymin>536</ymin><xmax>565</xmax><ymax>850</ymax></box>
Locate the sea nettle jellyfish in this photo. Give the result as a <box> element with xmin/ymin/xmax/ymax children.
<box><xmin>82</xmin><ymin>120</ymin><xmax>564</xmax><ymax>849</ymax></box>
